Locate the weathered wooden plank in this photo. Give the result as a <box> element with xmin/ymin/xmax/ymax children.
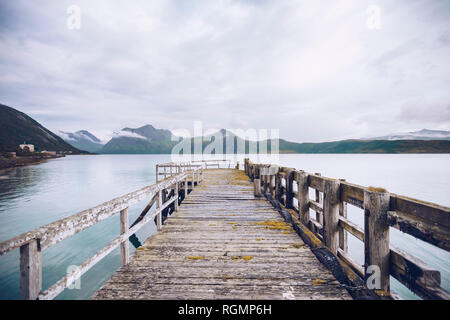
<box><xmin>340</xmin><ymin>181</ymin><xmax>365</xmax><ymax>209</ymax></box>
<box><xmin>309</xmin><ymin>199</ymin><xmax>323</xmax><ymax>214</ymax></box>
<box><xmin>20</xmin><ymin>239</ymin><xmax>42</xmax><ymax>300</ymax></box>
<box><xmin>339</xmin><ymin>216</ymin><xmax>364</xmax><ymax>242</ymax></box>
<box><xmin>387</xmin><ymin>209</ymin><xmax>450</xmax><ymax>252</ymax></box>
<box><xmin>390</xmin><ymin>246</ymin><xmax>449</xmax><ymax>300</ymax></box>
<box><xmin>364</xmin><ymin>190</ymin><xmax>390</xmax><ymax>292</ymax></box>
<box><xmin>120</xmin><ymin>208</ymin><xmax>129</xmax><ymax>266</ymax></box>
<box><xmin>309</xmin><ymin>174</ymin><xmax>325</xmax><ymax>192</ymax></box>
<box><xmin>390</xmin><ymin>194</ymin><xmax>450</xmax><ymax>229</ymax></box>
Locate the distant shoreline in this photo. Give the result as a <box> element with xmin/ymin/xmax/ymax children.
<box><xmin>0</xmin><ymin>154</ymin><xmax>65</xmax><ymax>172</ymax></box>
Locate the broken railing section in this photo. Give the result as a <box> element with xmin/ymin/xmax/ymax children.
<box><xmin>244</xmin><ymin>158</ymin><xmax>450</xmax><ymax>300</ymax></box>
<box><xmin>0</xmin><ymin>166</ymin><xmax>203</xmax><ymax>300</ymax></box>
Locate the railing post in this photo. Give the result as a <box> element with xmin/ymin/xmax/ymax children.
<box><xmin>315</xmin><ymin>173</ymin><xmax>323</xmax><ymax>225</ymax></box>
<box><xmin>157</xmin><ymin>189</ymin><xmax>162</xmax><ymax>231</ymax></box>
<box><xmin>120</xmin><ymin>208</ymin><xmax>129</xmax><ymax>266</ymax></box>
<box><xmin>192</xmin><ymin>170</ymin><xmax>195</xmax><ymax>188</ymax></box>
<box><xmin>275</xmin><ymin>172</ymin><xmax>282</xmax><ymax>202</ymax></box>
<box><xmin>364</xmin><ymin>189</ymin><xmax>390</xmax><ymax>292</ymax></box>
<box><xmin>254</xmin><ymin>178</ymin><xmax>261</xmax><ymax>197</ymax></box>
<box><xmin>338</xmin><ymin>179</ymin><xmax>348</xmax><ymax>253</ymax></box>
<box><xmin>175</xmin><ymin>182</ymin><xmax>179</xmax><ymax>211</ymax></box>
<box><xmin>196</xmin><ymin>169</ymin><xmax>199</xmax><ymax>185</ymax></box>
<box><xmin>323</xmin><ymin>179</ymin><xmax>340</xmax><ymax>255</ymax></box>
<box><xmin>20</xmin><ymin>239</ymin><xmax>42</xmax><ymax>300</ymax></box>
<box><xmin>270</xmin><ymin>174</ymin><xmax>276</xmax><ymax>199</ymax></box>
<box><xmin>297</xmin><ymin>171</ymin><xmax>309</xmax><ymax>225</ymax></box>
<box><xmin>254</xmin><ymin>165</ymin><xmax>261</xmax><ymax>197</ymax></box>
<box><xmin>285</xmin><ymin>169</ymin><xmax>294</xmax><ymax>209</ymax></box>
<box><xmin>184</xmin><ymin>177</ymin><xmax>188</xmax><ymax>197</ymax></box>
<box><xmin>261</xmin><ymin>167</ymin><xmax>267</xmax><ymax>194</ymax></box>
<box><xmin>155</xmin><ymin>164</ymin><xmax>159</xmax><ymax>183</ymax></box>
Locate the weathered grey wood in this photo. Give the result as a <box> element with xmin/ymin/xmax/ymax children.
<box><xmin>275</xmin><ymin>172</ymin><xmax>282</xmax><ymax>202</ymax></box>
<box><xmin>120</xmin><ymin>208</ymin><xmax>129</xmax><ymax>266</ymax></box>
<box><xmin>339</xmin><ymin>216</ymin><xmax>364</xmax><ymax>242</ymax></box>
<box><xmin>297</xmin><ymin>171</ymin><xmax>310</xmax><ymax>226</ymax></box>
<box><xmin>309</xmin><ymin>174</ymin><xmax>325</xmax><ymax>193</ymax></box>
<box><xmin>309</xmin><ymin>200</ymin><xmax>323</xmax><ymax>214</ymax></box>
<box><xmin>285</xmin><ymin>169</ymin><xmax>294</xmax><ymax>209</ymax></box>
<box><xmin>314</xmin><ymin>173</ymin><xmax>323</xmax><ymax>224</ymax></box>
<box><xmin>254</xmin><ymin>178</ymin><xmax>261</xmax><ymax>197</ymax></box>
<box><xmin>364</xmin><ymin>190</ymin><xmax>390</xmax><ymax>292</ymax></box>
<box><xmin>390</xmin><ymin>246</ymin><xmax>449</xmax><ymax>300</ymax></box>
<box><xmin>20</xmin><ymin>239</ymin><xmax>42</xmax><ymax>300</ymax></box>
<box><xmin>323</xmin><ymin>179</ymin><xmax>340</xmax><ymax>255</ymax></box>
<box><xmin>93</xmin><ymin>169</ymin><xmax>351</xmax><ymax>300</ymax></box>
<box><xmin>270</xmin><ymin>174</ymin><xmax>276</xmax><ymax>198</ymax></box>
<box><xmin>175</xmin><ymin>182</ymin><xmax>179</xmax><ymax>211</ymax></box>
<box><xmin>340</xmin><ymin>181</ymin><xmax>365</xmax><ymax>209</ymax></box>
<box><xmin>387</xmin><ymin>208</ymin><xmax>450</xmax><ymax>252</ymax></box>
<box><xmin>157</xmin><ymin>190</ymin><xmax>162</xmax><ymax>231</ymax></box>
<box><xmin>338</xmin><ymin>179</ymin><xmax>348</xmax><ymax>253</ymax></box>
<box><xmin>130</xmin><ymin>193</ymin><xmax>158</xmax><ymax>229</ymax></box>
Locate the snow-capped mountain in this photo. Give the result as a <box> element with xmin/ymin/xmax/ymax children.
<box><xmin>58</xmin><ymin>130</ymin><xmax>105</xmax><ymax>153</ymax></box>
<box><xmin>366</xmin><ymin>129</ymin><xmax>450</xmax><ymax>141</ymax></box>
<box><xmin>101</xmin><ymin>125</ymin><xmax>177</xmax><ymax>154</ymax></box>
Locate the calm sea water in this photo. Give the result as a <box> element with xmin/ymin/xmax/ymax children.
<box><xmin>0</xmin><ymin>154</ymin><xmax>448</xmax><ymax>299</ymax></box>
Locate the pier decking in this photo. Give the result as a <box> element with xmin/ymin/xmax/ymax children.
<box><xmin>92</xmin><ymin>169</ymin><xmax>350</xmax><ymax>299</ymax></box>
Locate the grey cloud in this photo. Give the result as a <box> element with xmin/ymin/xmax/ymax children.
<box><xmin>0</xmin><ymin>0</ymin><xmax>449</xmax><ymax>142</ymax></box>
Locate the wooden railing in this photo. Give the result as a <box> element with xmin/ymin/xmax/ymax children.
<box><xmin>244</xmin><ymin>158</ymin><xmax>450</xmax><ymax>300</ymax></box>
<box><xmin>192</xmin><ymin>159</ymin><xmax>232</xmax><ymax>169</ymax></box>
<box><xmin>0</xmin><ymin>166</ymin><xmax>203</xmax><ymax>300</ymax></box>
<box><xmin>156</xmin><ymin>160</ymin><xmax>233</xmax><ymax>182</ymax></box>
<box><xmin>156</xmin><ymin>162</ymin><xmax>203</xmax><ymax>182</ymax></box>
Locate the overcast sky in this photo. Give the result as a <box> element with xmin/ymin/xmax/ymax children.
<box><xmin>0</xmin><ymin>0</ymin><xmax>449</xmax><ymax>142</ymax></box>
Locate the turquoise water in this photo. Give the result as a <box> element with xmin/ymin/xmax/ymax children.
<box><xmin>0</xmin><ymin>154</ymin><xmax>448</xmax><ymax>299</ymax></box>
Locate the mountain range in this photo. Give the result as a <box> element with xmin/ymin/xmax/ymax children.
<box><xmin>57</xmin><ymin>130</ymin><xmax>104</xmax><ymax>153</ymax></box>
<box><xmin>366</xmin><ymin>129</ymin><xmax>450</xmax><ymax>141</ymax></box>
<box><xmin>2</xmin><ymin>103</ymin><xmax>450</xmax><ymax>154</ymax></box>
<box><xmin>59</xmin><ymin>127</ymin><xmax>450</xmax><ymax>154</ymax></box>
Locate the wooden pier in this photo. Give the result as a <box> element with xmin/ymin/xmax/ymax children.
<box><xmin>0</xmin><ymin>159</ymin><xmax>449</xmax><ymax>300</ymax></box>
<box><xmin>92</xmin><ymin>169</ymin><xmax>350</xmax><ymax>299</ymax></box>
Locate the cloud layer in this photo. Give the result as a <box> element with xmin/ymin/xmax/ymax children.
<box><xmin>0</xmin><ymin>0</ymin><xmax>449</xmax><ymax>142</ymax></box>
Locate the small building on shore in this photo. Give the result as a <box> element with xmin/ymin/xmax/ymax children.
<box><xmin>19</xmin><ymin>143</ymin><xmax>35</xmax><ymax>152</ymax></box>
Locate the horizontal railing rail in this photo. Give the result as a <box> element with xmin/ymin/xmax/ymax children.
<box><xmin>244</xmin><ymin>158</ymin><xmax>450</xmax><ymax>300</ymax></box>
<box><xmin>0</xmin><ymin>165</ymin><xmax>203</xmax><ymax>300</ymax></box>
<box><xmin>192</xmin><ymin>159</ymin><xmax>232</xmax><ymax>169</ymax></box>
<box><xmin>155</xmin><ymin>162</ymin><xmax>203</xmax><ymax>182</ymax></box>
